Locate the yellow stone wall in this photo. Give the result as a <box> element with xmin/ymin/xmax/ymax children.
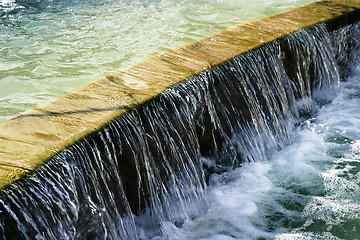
<box><xmin>0</xmin><ymin>0</ymin><xmax>359</xmax><ymax>190</ymax></box>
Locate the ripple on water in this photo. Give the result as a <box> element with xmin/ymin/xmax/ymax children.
<box><xmin>0</xmin><ymin>0</ymin><xmax>317</xmax><ymax>123</ymax></box>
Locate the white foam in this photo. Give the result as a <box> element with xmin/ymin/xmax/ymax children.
<box><xmin>159</xmin><ymin>71</ymin><xmax>360</xmax><ymax>239</ymax></box>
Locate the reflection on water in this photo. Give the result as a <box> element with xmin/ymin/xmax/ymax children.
<box><xmin>0</xmin><ymin>0</ymin><xmax>316</xmax><ymax>123</ymax></box>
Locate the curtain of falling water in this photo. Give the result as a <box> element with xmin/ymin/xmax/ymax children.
<box><xmin>0</xmin><ymin>22</ymin><xmax>355</xmax><ymax>239</ymax></box>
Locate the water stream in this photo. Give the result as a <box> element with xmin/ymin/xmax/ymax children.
<box><xmin>1</xmin><ymin>1</ymin><xmax>360</xmax><ymax>240</ymax></box>
<box><xmin>162</xmin><ymin>67</ymin><xmax>360</xmax><ymax>239</ymax></box>
<box><xmin>167</xmin><ymin>62</ymin><xmax>360</xmax><ymax>240</ymax></box>
<box><xmin>1</xmin><ymin>20</ymin><xmax>359</xmax><ymax>239</ymax></box>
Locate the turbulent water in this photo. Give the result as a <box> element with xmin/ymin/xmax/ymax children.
<box><xmin>1</xmin><ymin>20</ymin><xmax>359</xmax><ymax>239</ymax></box>
<box><xmin>146</xmin><ymin>25</ymin><xmax>360</xmax><ymax>240</ymax></box>
<box><xmin>159</xmin><ymin>66</ymin><xmax>360</xmax><ymax>239</ymax></box>
<box><xmin>0</xmin><ymin>0</ymin><xmax>316</xmax><ymax>123</ymax></box>
<box><xmin>1</xmin><ymin>1</ymin><xmax>360</xmax><ymax>240</ymax></box>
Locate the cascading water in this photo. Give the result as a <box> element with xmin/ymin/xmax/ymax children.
<box><xmin>0</xmin><ymin>21</ymin><xmax>359</xmax><ymax>240</ymax></box>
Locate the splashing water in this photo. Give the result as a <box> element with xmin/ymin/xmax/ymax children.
<box><xmin>158</xmin><ymin>25</ymin><xmax>360</xmax><ymax>240</ymax></box>
<box><xmin>168</xmin><ymin>58</ymin><xmax>360</xmax><ymax>240</ymax></box>
<box><xmin>1</xmin><ymin>2</ymin><xmax>360</xmax><ymax>236</ymax></box>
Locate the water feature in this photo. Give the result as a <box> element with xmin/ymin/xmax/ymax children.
<box><xmin>1</xmin><ymin>1</ymin><xmax>360</xmax><ymax>240</ymax></box>
<box><xmin>1</xmin><ymin>12</ymin><xmax>359</xmax><ymax>238</ymax></box>
<box><xmin>164</xmin><ymin>39</ymin><xmax>360</xmax><ymax>239</ymax></box>
<box><xmin>0</xmin><ymin>0</ymin><xmax>317</xmax><ymax>124</ymax></box>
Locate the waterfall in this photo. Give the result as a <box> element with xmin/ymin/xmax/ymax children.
<box><xmin>0</xmin><ymin>22</ymin><xmax>358</xmax><ymax>240</ymax></box>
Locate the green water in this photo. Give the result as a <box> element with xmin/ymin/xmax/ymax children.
<box><xmin>0</xmin><ymin>0</ymin><xmax>316</xmax><ymax>124</ymax></box>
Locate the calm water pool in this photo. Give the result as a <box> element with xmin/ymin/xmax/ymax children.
<box><xmin>0</xmin><ymin>0</ymin><xmax>316</xmax><ymax>124</ymax></box>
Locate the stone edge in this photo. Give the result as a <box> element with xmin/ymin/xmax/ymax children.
<box><xmin>0</xmin><ymin>0</ymin><xmax>359</xmax><ymax>190</ymax></box>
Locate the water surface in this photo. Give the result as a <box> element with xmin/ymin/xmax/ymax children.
<box><xmin>0</xmin><ymin>0</ymin><xmax>316</xmax><ymax>123</ymax></box>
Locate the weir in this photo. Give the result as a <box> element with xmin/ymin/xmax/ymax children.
<box><xmin>1</xmin><ymin>1</ymin><xmax>360</xmax><ymax>239</ymax></box>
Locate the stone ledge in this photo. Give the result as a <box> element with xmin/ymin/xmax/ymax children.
<box><xmin>0</xmin><ymin>0</ymin><xmax>359</xmax><ymax>190</ymax></box>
